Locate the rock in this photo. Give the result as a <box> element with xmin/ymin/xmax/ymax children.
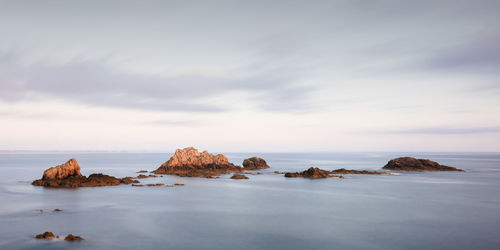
<box><xmin>284</xmin><ymin>167</ymin><xmax>340</xmax><ymax>178</ymax></box>
<box><xmin>330</xmin><ymin>168</ymin><xmax>389</xmax><ymax>175</ymax></box>
<box><xmin>137</xmin><ymin>174</ymin><xmax>158</xmax><ymax>179</ymax></box>
<box><xmin>35</xmin><ymin>232</ymin><xmax>55</xmax><ymax>239</ymax></box>
<box><xmin>146</xmin><ymin>183</ymin><xmax>165</xmax><ymax>186</ymax></box>
<box><xmin>230</xmin><ymin>174</ymin><xmax>249</xmax><ymax>179</ymax></box>
<box><xmin>242</xmin><ymin>157</ymin><xmax>270</xmax><ymax>170</ymax></box>
<box><xmin>42</xmin><ymin>158</ymin><xmax>81</xmax><ymax>180</ymax></box>
<box><xmin>174</xmin><ymin>183</ymin><xmax>184</xmax><ymax>186</ymax></box>
<box><xmin>132</xmin><ymin>184</ymin><xmax>145</xmax><ymax>187</ymax></box>
<box><xmin>136</xmin><ymin>170</ymin><xmax>148</xmax><ymax>173</ymax></box>
<box><xmin>153</xmin><ymin>147</ymin><xmax>242</xmax><ymax>178</ymax></box>
<box><xmin>32</xmin><ymin>159</ymin><xmax>139</xmax><ymax>187</ymax></box>
<box><xmin>64</xmin><ymin>234</ymin><xmax>84</xmax><ymax>241</ymax></box>
<box><xmin>382</xmin><ymin>157</ymin><xmax>464</xmax><ymax>171</ymax></box>
<box><xmin>53</xmin><ymin>209</ymin><xmax>63</xmax><ymax>212</ymax></box>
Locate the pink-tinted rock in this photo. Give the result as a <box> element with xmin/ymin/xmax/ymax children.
<box><xmin>153</xmin><ymin>147</ymin><xmax>241</xmax><ymax>177</ymax></box>
<box><xmin>42</xmin><ymin>158</ymin><xmax>81</xmax><ymax>180</ymax></box>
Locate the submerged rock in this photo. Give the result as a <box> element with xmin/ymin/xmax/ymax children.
<box><xmin>383</xmin><ymin>157</ymin><xmax>464</xmax><ymax>172</ymax></box>
<box><xmin>32</xmin><ymin>159</ymin><xmax>138</xmax><ymax>187</ymax></box>
<box><xmin>230</xmin><ymin>174</ymin><xmax>249</xmax><ymax>179</ymax></box>
<box><xmin>284</xmin><ymin>167</ymin><xmax>338</xmax><ymax>178</ymax></box>
<box><xmin>152</xmin><ymin>147</ymin><xmax>242</xmax><ymax>178</ymax></box>
<box><xmin>242</xmin><ymin>157</ymin><xmax>270</xmax><ymax>170</ymax></box>
<box><xmin>64</xmin><ymin>234</ymin><xmax>84</xmax><ymax>241</ymax></box>
<box><xmin>330</xmin><ymin>168</ymin><xmax>389</xmax><ymax>175</ymax></box>
<box><xmin>35</xmin><ymin>232</ymin><xmax>55</xmax><ymax>239</ymax></box>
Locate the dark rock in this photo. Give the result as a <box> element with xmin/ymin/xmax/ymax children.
<box><xmin>35</xmin><ymin>232</ymin><xmax>55</xmax><ymax>239</ymax></box>
<box><xmin>383</xmin><ymin>157</ymin><xmax>464</xmax><ymax>171</ymax></box>
<box><xmin>64</xmin><ymin>234</ymin><xmax>84</xmax><ymax>241</ymax></box>
<box><xmin>137</xmin><ymin>174</ymin><xmax>158</xmax><ymax>179</ymax></box>
<box><xmin>53</xmin><ymin>209</ymin><xmax>63</xmax><ymax>212</ymax></box>
<box><xmin>330</xmin><ymin>168</ymin><xmax>389</xmax><ymax>175</ymax></box>
<box><xmin>153</xmin><ymin>147</ymin><xmax>242</xmax><ymax>178</ymax></box>
<box><xmin>174</xmin><ymin>183</ymin><xmax>184</xmax><ymax>186</ymax></box>
<box><xmin>136</xmin><ymin>170</ymin><xmax>148</xmax><ymax>173</ymax></box>
<box><xmin>284</xmin><ymin>167</ymin><xmax>340</xmax><ymax>178</ymax></box>
<box><xmin>242</xmin><ymin>157</ymin><xmax>270</xmax><ymax>170</ymax></box>
<box><xmin>230</xmin><ymin>174</ymin><xmax>249</xmax><ymax>179</ymax></box>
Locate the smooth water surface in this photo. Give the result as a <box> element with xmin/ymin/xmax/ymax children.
<box><xmin>1</xmin><ymin>152</ymin><xmax>499</xmax><ymax>250</ymax></box>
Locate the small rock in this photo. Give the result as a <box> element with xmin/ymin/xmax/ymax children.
<box><xmin>35</xmin><ymin>232</ymin><xmax>55</xmax><ymax>239</ymax></box>
<box><xmin>64</xmin><ymin>234</ymin><xmax>84</xmax><ymax>241</ymax></box>
<box><xmin>231</xmin><ymin>174</ymin><xmax>249</xmax><ymax>179</ymax></box>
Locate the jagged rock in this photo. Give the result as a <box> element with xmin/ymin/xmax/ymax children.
<box><xmin>32</xmin><ymin>159</ymin><xmax>139</xmax><ymax>187</ymax></box>
<box><xmin>42</xmin><ymin>158</ymin><xmax>81</xmax><ymax>180</ymax></box>
<box><xmin>284</xmin><ymin>167</ymin><xmax>341</xmax><ymax>178</ymax></box>
<box><xmin>242</xmin><ymin>157</ymin><xmax>270</xmax><ymax>170</ymax></box>
<box><xmin>231</xmin><ymin>174</ymin><xmax>249</xmax><ymax>179</ymax></box>
<box><xmin>153</xmin><ymin>147</ymin><xmax>242</xmax><ymax>177</ymax></box>
<box><xmin>383</xmin><ymin>157</ymin><xmax>464</xmax><ymax>171</ymax></box>
<box><xmin>35</xmin><ymin>232</ymin><xmax>55</xmax><ymax>239</ymax></box>
<box><xmin>64</xmin><ymin>234</ymin><xmax>84</xmax><ymax>241</ymax></box>
<box><xmin>330</xmin><ymin>168</ymin><xmax>389</xmax><ymax>175</ymax></box>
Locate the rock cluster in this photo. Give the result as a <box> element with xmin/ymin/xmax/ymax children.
<box><xmin>32</xmin><ymin>159</ymin><xmax>139</xmax><ymax>188</ymax></box>
<box><xmin>284</xmin><ymin>167</ymin><xmax>342</xmax><ymax>178</ymax></box>
<box><xmin>153</xmin><ymin>147</ymin><xmax>242</xmax><ymax>177</ymax></box>
<box><xmin>383</xmin><ymin>157</ymin><xmax>464</xmax><ymax>171</ymax></box>
<box><xmin>242</xmin><ymin>157</ymin><xmax>270</xmax><ymax>170</ymax></box>
<box><xmin>34</xmin><ymin>232</ymin><xmax>84</xmax><ymax>241</ymax></box>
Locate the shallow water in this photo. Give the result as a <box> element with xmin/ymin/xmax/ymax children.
<box><xmin>1</xmin><ymin>152</ymin><xmax>499</xmax><ymax>250</ymax></box>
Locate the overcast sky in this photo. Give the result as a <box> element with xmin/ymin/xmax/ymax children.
<box><xmin>1</xmin><ymin>0</ymin><xmax>499</xmax><ymax>152</ymax></box>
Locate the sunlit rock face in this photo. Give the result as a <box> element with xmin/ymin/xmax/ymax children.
<box><xmin>41</xmin><ymin>158</ymin><xmax>81</xmax><ymax>180</ymax></box>
<box><xmin>32</xmin><ymin>159</ymin><xmax>138</xmax><ymax>187</ymax></box>
<box><xmin>153</xmin><ymin>147</ymin><xmax>241</xmax><ymax>177</ymax></box>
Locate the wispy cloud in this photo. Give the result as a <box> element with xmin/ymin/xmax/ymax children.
<box><xmin>0</xmin><ymin>53</ymin><xmax>314</xmax><ymax>113</ymax></box>
<box><xmin>371</xmin><ymin>126</ymin><xmax>500</xmax><ymax>135</ymax></box>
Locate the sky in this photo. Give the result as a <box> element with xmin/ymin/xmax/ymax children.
<box><xmin>1</xmin><ymin>0</ymin><xmax>499</xmax><ymax>152</ymax></box>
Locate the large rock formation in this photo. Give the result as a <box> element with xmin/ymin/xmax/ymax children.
<box><xmin>153</xmin><ymin>147</ymin><xmax>242</xmax><ymax>177</ymax></box>
<box><xmin>284</xmin><ymin>167</ymin><xmax>341</xmax><ymax>178</ymax></box>
<box><xmin>41</xmin><ymin>158</ymin><xmax>81</xmax><ymax>180</ymax></box>
<box><xmin>242</xmin><ymin>157</ymin><xmax>270</xmax><ymax>170</ymax></box>
<box><xmin>32</xmin><ymin>159</ymin><xmax>139</xmax><ymax>187</ymax></box>
<box><xmin>383</xmin><ymin>157</ymin><xmax>464</xmax><ymax>172</ymax></box>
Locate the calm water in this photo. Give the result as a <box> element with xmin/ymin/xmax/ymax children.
<box><xmin>0</xmin><ymin>152</ymin><xmax>499</xmax><ymax>250</ymax></box>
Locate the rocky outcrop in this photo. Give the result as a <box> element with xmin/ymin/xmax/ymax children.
<box><xmin>153</xmin><ymin>147</ymin><xmax>242</xmax><ymax>177</ymax></box>
<box><xmin>383</xmin><ymin>157</ymin><xmax>464</xmax><ymax>171</ymax></box>
<box><xmin>41</xmin><ymin>158</ymin><xmax>81</xmax><ymax>180</ymax></box>
<box><xmin>242</xmin><ymin>157</ymin><xmax>270</xmax><ymax>170</ymax></box>
<box><xmin>330</xmin><ymin>168</ymin><xmax>389</xmax><ymax>175</ymax></box>
<box><xmin>231</xmin><ymin>174</ymin><xmax>249</xmax><ymax>179</ymax></box>
<box><xmin>32</xmin><ymin>159</ymin><xmax>140</xmax><ymax>187</ymax></box>
<box><xmin>35</xmin><ymin>232</ymin><xmax>55</xmax><ymax>239</ymax></box>
<box><xmin>284</xmin><ymin>167</ymin><xmax>342</xmax><ymax>178</ymax></box>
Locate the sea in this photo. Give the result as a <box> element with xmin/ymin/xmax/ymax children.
<box><xmin>0</xmin><ymin>152</ymin><xmax>499</xmax><ymax>250</ymax></box>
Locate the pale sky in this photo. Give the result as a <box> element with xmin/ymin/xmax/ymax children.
<box><xmin>1</xmin><ymin>0</ymin><xmax>499</xmax><ymax>152</ymax></box>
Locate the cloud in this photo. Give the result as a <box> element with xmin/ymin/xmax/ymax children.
<box><xmin>371</xmin><ymin>126</ymin><xmax>500</xmax><ymax>135</ymax></box>
<box><xmin>0</xmin><ymin>53</ymin><xmax>313</xmax><ymax>113</ymax></box>
<box><xmin>422</xmin><ymin>35</ymin><xmax>500</xmax><ymax>74</ymax></box>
